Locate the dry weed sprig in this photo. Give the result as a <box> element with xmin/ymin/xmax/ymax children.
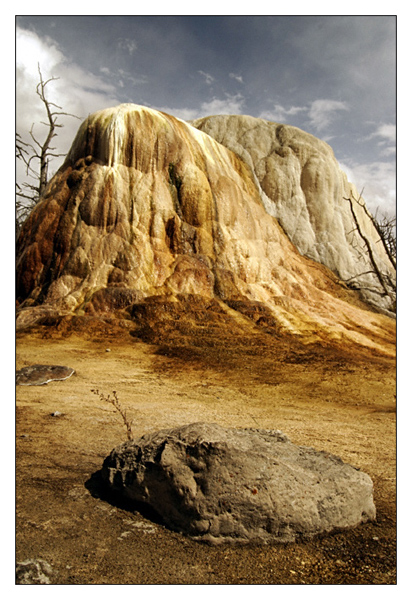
<box><xmin>91</xmin><ymin>389</ymin><xmax>134</xmax><ymax>441</ymax></box>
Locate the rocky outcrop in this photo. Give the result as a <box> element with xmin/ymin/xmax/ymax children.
<box><xmin>16</xmin><ymin>559</ymin><xmax>54</xmax><ymax>584</ymax></box>
<box><xmin>191</xmin><ymin>115</ymin><xmax>396</xmax><ymax>313</ymax></box>
<box><xmin>15</xmin><ymin>104</ymin><xmax>395</xmax><ymax>354</ymax></box>
<box><xmin>101</xmin><ymin>422</ymin><xmax>376</xmax><ymax>545</ymax></box>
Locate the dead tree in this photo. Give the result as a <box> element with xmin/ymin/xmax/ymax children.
<box><xmin>16</xmin><ymin>64</ymin><xmax>79</xmax><ymax>229</ymax></box>
<box><xmin>343</xmin><ymin>191</ymin><xmax>396</xmax><ymax>301</ymax></box>
<box><xmin>15</xmin><ymin>133</ymin><xmax>33</xmax><ymax>226</ymax></box>
<box><xmin>371</xmin><ymin>208</ymin><xmax>396</xmax><ymax>269</ymax></box>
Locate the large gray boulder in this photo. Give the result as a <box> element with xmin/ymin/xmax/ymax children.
<box><xmin>101</xmin><ymin>422</ymin><xmax>376</xmax><ymax>544</ymax></box>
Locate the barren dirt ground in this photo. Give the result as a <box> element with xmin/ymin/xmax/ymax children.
<box><xmin>16</xmin><ymin>323</ymin><xmax>396</xmax><ymax>585</ymax></box>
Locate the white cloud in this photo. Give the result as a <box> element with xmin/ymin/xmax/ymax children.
<box><xmin>259</xmin><ymin>99</ymin><xmax>348</xmax><ymax>132</ymax></box>
<box><xmin>16</xmin><ymin>26</ymin><xmax>122</xmax><ymax>178</ymax></box>
<box><xmin>259</xmin><ymin>104</ymin><xmax>306</xmax><ymax>123</ymax></box>
<box><xmin>117</xmin><ymin>68</ymin><xmax>147</xmax><ymax>88</ymax></box>
<box><xmin>365</xmin><ymin>123</ymin><xmax>396</xmax><ymax>158</ymax></box>
<box><xmin>157</xmin><ymin>93</ymin><xmax>245</xmax><ymax>121</ymax></box>
<box><xmin>200</xmin><ymin>93</ymin><xmax>245</xmax><ymax>115</ymax></box>
<box><xmin>308</xmin><ymin>99</ymin><xmax>349</xmax><ymax>132</ymax></box>
<box><xmin>198</xmin><ymin>70</ymin><xmax>215</xmax><ymax>85</ymax></box>
<box><xmin>98</xmin><ymin>65</ymin><xmax>147</xmax><ymax>89</ymax></box>
<box><xmin>229</xmin><ymin>73</ymin><xmax>244</xmax><ymax>84</ymax></box>
<box><xmin>378</xmin><ymin>144</ymin><xmax>396</xmax><ymax>158</ymax></box>
<box><xmin>16</xmin><ymin>27</ymin><xmax>62</xmax><ymax>81</ymax></box>
<box><xmin>117</xmin><ymin>38</ymin><xmax>138</xmax><ymax>55</ymax></box>
<box><xmin>372</xmin><ymin>124</ymin><xmax>396</xmax><ymax>143</ymax></box>
<box><xmin>339</xmin><ymin>160</ymin><xmax>396</xmax><ymax>218</ymax></box>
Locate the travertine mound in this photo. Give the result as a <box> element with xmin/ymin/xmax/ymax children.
<box><xmin>101</xmin><ymin>422</ymin><xmax>376</xmax><ymax>545</ymax></box>
<box><xmin>16</xmin><ymin>104</ymin><xmax>395</xmax><ymax>354</ymax></box>
<box><xmin>191</xmin><ymin>115</ymin><xmax>395</xmax><ymax>313</ymax></box>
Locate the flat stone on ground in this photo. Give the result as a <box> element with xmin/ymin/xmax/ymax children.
<box><xmin>16</xmin><ymin>364</ymin><xmax>75</xmax><ymax>386</ymax></box>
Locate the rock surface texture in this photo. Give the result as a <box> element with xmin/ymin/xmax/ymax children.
<box><xmin>16</xmin><ymin>364</ymin><xmax>75</xmax><ymax>386</ymax></box>
<box><xmin>101</xmin><ymin>422</ymin><xmax>376</xmax><ymax>545</ymax></box>
<box><xmin>16</xmin><ymin>559</ymin><xmax>54</xmax><ymax>584</ymax></box>
<box><xmin>16</xmin><ymin>104</ymin><xmax>395</xmax><ymax>354</ymax></box>
<box><xmin>192</xmin><ymin>115</ymin><xmax>395</xmax><ymax>313</ymax></box>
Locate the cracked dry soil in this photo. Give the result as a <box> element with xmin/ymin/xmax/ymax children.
<box><xmin>16</xmin><ymin>318</ymin><xmax>396</xmax><ymax>585</ymax></box>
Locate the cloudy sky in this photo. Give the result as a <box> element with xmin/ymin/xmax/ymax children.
<box><xmin>16</xmin><ymin>15</ymin><xmax>396</xmax><ymax>217</ymax></box>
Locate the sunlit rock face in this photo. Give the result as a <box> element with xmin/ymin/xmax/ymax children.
<box><xmin>191</xmin><ymin>115</ymin><xmax>395</xmax><ymax>313</ymax></box>
<box><xmin>16</xmin><ymin>104</ymin><xmax>395</xmax><ymax>354</ymax></box>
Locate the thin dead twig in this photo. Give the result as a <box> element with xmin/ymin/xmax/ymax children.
<box><xmin>91</xmin><ymin>389</ymin><xmax>134</xmax><ymax>441</ymax></box>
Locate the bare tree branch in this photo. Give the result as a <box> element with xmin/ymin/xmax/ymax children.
<box><xmin>16</xmin><ymin>64</ymin><xmax>80</xmax><ymax>230</ymax></box>
<box><xmin>343</xmin><ymin>190</ymin><xmax>396</xmax><ymax>303</ymax></box>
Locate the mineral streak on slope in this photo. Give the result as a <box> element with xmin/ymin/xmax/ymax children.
<box><xmin>16</xmin><ymin>104</ymin><xmax>395</xmax><ymax>355</ymax></box>
<box><xmin>191</xmin><ymin>115</ymin><xmax>396</xmax><ymax>314</ymax></box>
